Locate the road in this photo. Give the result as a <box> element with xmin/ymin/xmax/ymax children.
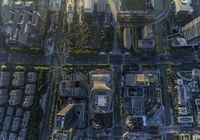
<box><xmin>160</xmin><ymin>65</ymin><xmax>171</xmax><ymax>126</ymax></box>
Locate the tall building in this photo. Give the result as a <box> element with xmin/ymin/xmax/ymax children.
<box><xmin>182</xmin><ymin>16</ymin><xmax>200</xmax><ymax>45</ymax></box>
<box><xmin>117</xmin><ymin>0</ymin><xmax>154</xmax><ymax>26</ymax></box>
<box><xmin>55</xmin><ymin>104</ymin><xmax>76</xmax><ymax>130</ymax></box>
<box><xmin>90</xmin><ymin>71</ymin><xmax>113</xmax><ymax>128</ymax></box>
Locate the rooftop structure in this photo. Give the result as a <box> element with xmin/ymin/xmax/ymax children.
<box><xmin>2</xmin><ymin>1</ymin><xmax>41</xmax><ymax>47</ymax></box>
<box><xmin>0</xmin><ymin>71</ymin><xmax>10</xmax><ymax>87</ymax></box>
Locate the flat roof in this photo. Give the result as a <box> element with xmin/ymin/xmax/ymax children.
<box><xmin>57</xmin><ymin>104</ymin><xmax>74</xmax><ymax>116</ymax></box>
<box><xmin>177</xmin><ymin>116</ymin><xmax>194</xmax><ymax>123</ymax></box>
<box><xmin>120</xmin><ymin>0</ymin><xmax>153</xmax><ymax>11</ymax></box>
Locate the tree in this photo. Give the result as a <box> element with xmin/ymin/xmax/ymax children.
<box><xmin>16</xmin><ymin>65</ymin><xmax>26</xmax><ymax>71</ymax></box>
<box><xmin>1</xmin><ymin>65</ymin><xmax>8</xmax><ymax>71</ymax></box>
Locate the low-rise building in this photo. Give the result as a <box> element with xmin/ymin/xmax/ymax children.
<box><xmin>177</xmin><ymin>116</ymin><xmax>194</xmax><ymax>126</ymax></box>
<box><xmin>123</xmin><ymin>27</ymin><xmax>132</xmax><ymax>49</ymax></box>
<box><xmin>2</xmin><ymin>116</ymin><xmax>12</xmax><ymax>131</ymax></box>
<box><xmin>11</xmin><ymin>117</ymin><xmax>20</xmax><ymax>131</ymax></box>
<box><xmin>0</xmin><ymin>131</ymin><xmax>8</xmax><ymax>140</ymax></box>
<box><xmin>12</xmin><ymin>72</ymin><xmax>25</xmax><ymax>87</ymax></box>
<box><xmin>0</xmin><ymin>107</ymin><xmax>5</xmax><ymax>123</ymax></box>
<box><xmin>21</xmin><ymin>111</ymin><xmax>31</xmax><ymax>128</ymax></box>
<box><xmin>60</xmin><ymin>73</ymin><xmax>87</xmax><ymax>98</ymax></box>
<box><xmin>177</xmin><ymin>79</ymin><xmax>188</xmax><ymax>105</ymax></box>
<box><xmin>0</xmin><ymin>89</ymin><xmax>8</xmax><ymax>105</ymax></box>
<box><xmin>18</xmin><ymin>128</ymin><xmax>27</xmax><ymax>140</ymax></box>
<box><xmin>8</xmin><ymin>133</ymin><xmax>17</xmax><ymax>140</ymax></box>
<box><xmin>193</xmin><ymin>134</ymin><xmax>200</xmax><ymax>140</ymax></box>
<box><xmin>27</xmin><ymin>72</ymin><xmax>37</xmax><ymax>83</ymax></box>
<box><xmin>0</xmin><ymin>71</ymin><xmax>10</xmax><ymax>87</ymax></box>
<box><xmin>179</xmin><ymin>133</ymin><xmax>191</xmax><ymax>140</ymax></box>
<box><xmin>49</xmin><ymin>0</ymin><xmax>62</xmax><ymax>12</ymax></box>
<box><xmin>52</xmin><ymin>129</ymin><xmax>73</xmax><ymax>140</ymax></box>
<box><xmin>22</xmin><ymin>95</ymin><xmax>34</xmax><ymax>108</ymax></box>
<box><xmin>6</xmin><ymin>107</ymin><xmax>15</xmax><ymax>116</ymax></box>
<box><xmin>84</xmin><ymin>0</ymin><xmax>94</xmax><ymax>13</ymax></box>
<box><xmin>25</xmin><ymin>84</ymin><xmax>36</xmax><ymax>95</ymax></box>
<box><xmin>9</xmin><ymin>90</ymin><xmax>23</xmax><ymax>106</ymax></box>
<box><xmin>195</xmin><ymin>99</ymin><xmax>200</xmax><ymax>124</ymax></box>
<box><xmin>15</xmin><ymin>107</ymin><xmax>22</xmax><ymax>117</ymax></box>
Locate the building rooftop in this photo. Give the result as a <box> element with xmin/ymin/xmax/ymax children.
<box><xmin>174</xmin><ymin>0</ymin><xmax>193</xmax><ymax>14</ymax></box>
<box><xmin>23</xmin><ymin>95</ymin><xmax>34</xmax><ymax>108</ymax></box>
<box><xmin>0</xmin><ymin>71</ymin><xmax>10</xmax><ymax>87</ymax></box>
<box><xmin>53</xmin><ymin>129</ymin><xmax>73</xmax><ymax>140</ymax></box>
<box><xmin>0</xmin><ymin>89</ymin><xmax>8</xmax><ymax>105</ymax></box>
<box><xmin>25</xmin><ymin>84</ymin><xmax>36</xmax><ymax>95</ymax></box>
<box><xmin>120</xmin><ymin>0</ymin><xmax>153</xmax><ymax>11</ymax></box>
<box><xmin>12</xmin><ymin>72</ymin><xmax>25</xmax><ymax>87</ymax></box>
<box><xmin>21</xmin><ymin>111</ymin><xmax>31</xmax><ymax>128</ymax></box>
<box><xmin>57</xmin><ymin>104</ymin><xmax>74</xmax><ymax>116</ymax></box>
<box><xmin>9</xmin><ymin>90</ymin><xmax>23</xmax><ymax>106</ymax></box>
<box><xmin>182</xmin><ymin>16</ymin><xmax>200</xmax><ymax>44</ymax></box>
<box><xmin>177</xmin><ymin>116</ymin><xmax>194</xmax><ymax>123</ymax></box>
